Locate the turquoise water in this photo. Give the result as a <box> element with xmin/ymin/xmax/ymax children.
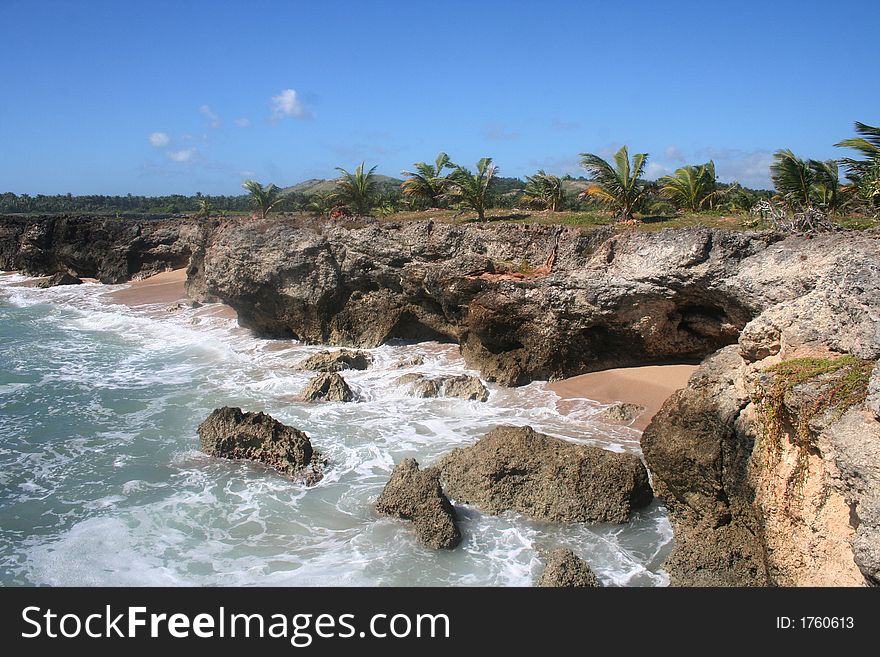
<box><xmin>0</xmin><ymin>273</ymin><xmax>671</xmax><ymax>586</ymax></box>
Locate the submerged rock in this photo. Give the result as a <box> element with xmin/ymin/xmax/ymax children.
<box><xmin>438</xmin><ymin>425</ymin><xmax>652</xmax><ymax>523</ymax></box>
<box><xmin>197</xmin><ymin>406</ymin><xmax>324</xmax><ymax>485</ymax></box>
<box><xmin>391</xmin><ymin>355</ymin><xmax>425</xmax><ymax>369</ymax></box>
<box><xmin>37</xmin><ymin>272</ymin><xmax>82</xmax><ymax>288</ymax></box>
<box><xmin>375</xmin><ymin>458</ymin><xmax>461</xmax><ymax>549</ymax></box>
<box><xmin>295</xmin><ymin>349</ymin><xmax>372</xmax><ymax>372</ymax></box>
<box><xmin>396</xmin><ymin>373</ymin><xmax>489</xmax><ymax>402</ymax></box>
<box><xmin>298</xmin><ymin>372</ymin><xmax>356</xmax><ymax>402</ymax></box>
<box><xmin>536</xmin><ymin>549</ymin><xmax>600</xmax><ymax>587</ymax></box>
<box><xmin>601</xmin><ymin>402</ymin><xmax>646</xmax><ymax>424</ymax></box>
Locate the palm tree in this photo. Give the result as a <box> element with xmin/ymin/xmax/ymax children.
<box><xmin>835</xmin><ymin>121</ymin><xmax>880</xmax><ymax>210</ymax></box>
<box><xmin>658</xmin><ymin>161</ymin><xmax>718</xmax><ymax>211</ymax></box>
<box><xmin>578</xmin><ymin>146</ymin><xmax>649</xmax><ymax>221</ymax></box>
<box><xmin>195</xmin><ymin>198</ymin><xmax>214</xmax><ymax>218</ymax></box>
<box><xmin>770</xmin><ymin>150</ymin><xmax>842</xmax><ymax>211</ymax></box>
<box><xmin>242</xmin><ymin>180</ymin><xmax>282</xmax><ymax>219</ymax></box>
<box><xmin>521</xmin><ymin>170</ymin><xmax>565</xmax><ymax>211</ymax></box>
<box><xmin>442</xmin><ymin>157</ymin><xmax>497</xmax><ymax>221</ymax></box>
<box><xmin>335</xmin><ymin>162</ymin><xmax>379</xmax><ymax>216</ymax></box>
<box><xmin>401</xmin><ymin>152</ymin><xmax>452</xmax><ymax>208</ymax></box>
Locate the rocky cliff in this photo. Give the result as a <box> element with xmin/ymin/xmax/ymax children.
<box><xmin>3</xmin><ymin>214</ymin><xmax>878</xmax><ymax>585</ymax></box>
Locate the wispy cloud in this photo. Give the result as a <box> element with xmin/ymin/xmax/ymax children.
<box><xmin>199</xmin><ymin>105</ymin><xmax>221</xmax><ymax>128</ymax></box>
<box><xmin>695</xmin><ymin>147</ymin><xmax>774</xmax><ymax>188</ymax></box>
<box><xmin>167</xmin><ymin>148</ymin><xmax>196</xmax><ymax>163</ymax></box>
<box><xmin>483</xmin><ymin>124</ymin><xmax>520</xmax><ymax>141</ymax></box>
<box><xmin>550</xmin><ymin>119</ymin><xmax>580</xmax><ymax>132</ymax></box>
<box><xmin>148</xmin><ymin>132</ymin><xmax>170</xmax><ymax>147</ymax></box>
<box><xmin>664</xmin><ymin>145</ymin><xmax>685</xmax><ymax>162</ymax></box>
<box><xmin>645</xmin><ymin>161</ymin><xmax>673</xmax><ymax>180</ymax></box>
<box><xmin>234</xmin><ymin>117</ymin><xmax>251</xmax><ymax>128</ymax></box>
<box><xmin>270</xmin><ymin>89</ymin><xmax>311</xmax><ymax>121</ymax></box>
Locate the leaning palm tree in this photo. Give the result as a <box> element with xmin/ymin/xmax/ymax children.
<box><xmin>334</xmin><ymin>162</ymin><xmax>379</xmax><ymax>216</ymax></box>
<box><xmin>401</xmin><ymin>152</ymin><xmax>452</xmax><ymax>208</ymax></box>
<box><xmin>809</xmin><ymin>159</ymin><xmax>842</xmax><ymax>211</ymax></box>
<box><xmin>242</xmin><ymin>180</ymin><xmax>282</xmax><ymax>219</ymax></box>
<box><xmin>578</xmin><ymin>146</ymin><xmax>649</xmax><ymax>222</ymax></box>
<box><xmin>441</xmin><ymin>157</ymin><xmax>497</xmax><ymax>221</ymax></box>
<box><xmin>770</xmin><ymin>150</ymin><xmax>842</xmax><ymax>211</ymax></box>
<box><xmin>195</xmin><ymin>198</ymin><xmax>214</xmax><ymax>218</ymax></box>
<box><xmin>834</xmin><ymin>121</ymin><xmax>880</xmax><ymax>180</ymax></box>
<box><xmin>521</xmin><ymin>170</ymin><xmax>565</xmax><ymax>211</ymax></box>
<box><xmin>658</xmin><ymin>161</ymin><xmax>718</xmax><ymax>211</ymax></box>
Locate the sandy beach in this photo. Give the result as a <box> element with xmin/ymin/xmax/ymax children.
<box><xmin>104</xmin><ymin>268</ymin><xmax>188</xmax><ymax>306</ymax></box>
<box><xmin>548</xmin><ymin>364</ymin><xmax>698</xmax><ymax>430</ymax></box>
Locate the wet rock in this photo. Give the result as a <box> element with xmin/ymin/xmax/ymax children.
<box><xmin>397</xmin><ymin>373</ymin><xmax>489</xmax><ymax>402</ymax></box>
<box><xmin>375</xmin><ymin>458</ymin><xmax>461</xmax><ymax>549</ymax></box>
<box><xmin>37</xmin><ymin>272</ymin><xmax>82</xmax><ymax>288</ymax></box>
<box><xmin>197</xmin><ymin>406</ymin><xmax>324</xmax><ymax>485</ymax></box>
<box><xmin>391</xmin><ymin>355</ymin><xmax>425</xmax><ymax>368</ymax></box>
<box><xmin>298</xmin><ymin>372</ymin><xmax>356</xmax><ymax>403</ymax></box>
<box><xmin>601</xmin><ymin>402</ymin><xmax>645</xmax><ymax>424</ymax></box>
<box><xmin>438</xmin><ymin>425</ymin><xmax>652</xmax><ymax>523</ymax></box>
<box><xmin>536</xmin><ymin>549</ymin><xmax>600</xmax><ymax>587</ymax></box>
<box><xmin>295</xmin><ymin>349</ymin><xmax>372</xmax><ymax>372</ymax></box>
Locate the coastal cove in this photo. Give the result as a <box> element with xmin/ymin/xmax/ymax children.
<box><xmin>0</xmin><ymin>269</ymin><xmax>673</xmax><ymax>586</ymax></box>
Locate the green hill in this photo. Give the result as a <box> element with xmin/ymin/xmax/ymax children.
<box><xmin>281</xmin><ymin>174</ymin><xmax>404</xmax><ymax>197</ymax></box>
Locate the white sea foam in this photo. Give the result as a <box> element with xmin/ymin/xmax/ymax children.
<box><xmin>0</xmin><ymin>274</ymin><xmax>672</xmax><ymax>586</ymax></box>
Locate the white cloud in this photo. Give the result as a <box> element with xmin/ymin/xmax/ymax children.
<box><xmin>696</xmin><ymin>147</ymin><xmax>774</xmax><ymax>189</ymax></box>
<box><xmin>664</xmin><ymin>145</ymin><xmax>685</xmax><ymax>162</ymax></box>
<box><xmin>148</xmin><ymin>132</ymin><xmax>170</xmax><ymax>147</ymax></box>
<box><xmin>199</xmin><ymin>105</ymin><xmax>221</xmax><ymax>128</ymax></box>
<box><xmin>270</xmin><ymin>89</ymin><xmax>310</xmax><ymax>120</ymax></box>
<box><xmin>166</xmin><ymin>148</ymin><xmax>195</xmax><ymax>162</ymax></box>
<box><xmin>240</xmin><ymin>170</ymin><xmax>256</xmax><ymax>178</ymax></box>
<box><xmin>645</xmin><ymin>161</ymin><xmax>673</xmax><ymax>180</ymax></box>
<box><xmin>234</xmin><ymin>117</ymin><xmax>251</xmax><ymax>128</ymax></box>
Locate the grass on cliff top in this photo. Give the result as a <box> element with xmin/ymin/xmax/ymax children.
<box><xmin>763</xmin><ymin>355</ymin><xmax>874</xmax><ymax>417</ymax></box>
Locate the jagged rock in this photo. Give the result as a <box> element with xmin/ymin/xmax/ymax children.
<box><xmin>375</xmin><ymin>458</ymin><xmax>461</xmax><ymax>549</ymax></box>
<box><xmin>298</xmin><ymin>372</ymin><xmax>356</xmax><ymax>402</ymax></box>
<box><xmin>36</xmin><ymin>272</ymin><xmax>82</xmax><ymax>288</ymax></box>
<box><xmin>438</xmin><ymin>425</ymin><xmax>652</xmax><ymax>523</ymax></box>
<box><xmin>601</xmin><ymin>402</ymin><xmax>645</xmax><ymax>424</ymax></box>
<box><xmin>868</xmin><ymin>361</ymin><xmax>880</xmax><ymax>421</ymax></box>
<box><xmin>396</xmin><ymin>373</ymin><xmax>489</xmax><ymax>402</ymax></box>
<box><xmin>197</xmin><ymin>406</ymin><xmax>324</xmax><ymax>485</ymax></box>
<box><xmin>391</xmin><ymin>355</ymin><xmax>425</xmax><ymax>368</ymax></box>
<box><xmin>295</xmin><ymin>349</ymin><xmax>372</xmax><ymax>372</ymax></box>
<box><xmin>536</xmin><ymin>549</ymin><xmax>600</xmax><ymax>587</ymax></box>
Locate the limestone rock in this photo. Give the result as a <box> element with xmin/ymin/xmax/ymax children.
<box><xmin>375</xmin><ymin>458</ymin><xmax>461</xmax><ymax>549</ymax></box>
<box><xmin>37</xmin><ymin>272</ymin><xmax>82</xmax><ymax>288</ymax></box>
<box><xmin>438</xmin><ymin>425</ymin><xmax>652</xmax><ymax>523</ymax></box>
<box><xmin>536</xmin><ymin>549</ymin><xmax>600</xmax><ymax>587</ymax></box>
<box><xmin>298</xmin><ymin>372</ymin><xmax>356</xmax><ymax>402</ymax></box>
<box><xmin>295</xmin><ymin>349</ymin><xmax>372</xmax><ymax>372</ymax></box>
<box><xmin>601</xmin><ymin>402</ymin><xmax>645</xmax><ymax>424</ymax></box>
<box><xmin>397</xmin><ymin>373</ymin><xmax>489</xmax><ymax>402</ymax></box>
<box><xmin>197</xmin><ymin>406</ymin><xmax>324</xmax><ymax>485</ymax></box>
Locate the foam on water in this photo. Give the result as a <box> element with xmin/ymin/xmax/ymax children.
<box><xmin>0</xmin><ymin>273</ymin><xmax>672</xmax><ymax>586</ymax></box>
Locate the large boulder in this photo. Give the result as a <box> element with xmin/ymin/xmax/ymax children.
<box><xmin>375</xmin><ymin>458</ymin><xmax>461</xmax><ymax>549</ymax></box>
<box><xmin>295</xmin><ymin>349</ymin><xmax>372</xmax><ymax>372</ymax></box>
<box><xmin>396</xmin><ymin>373</ymin><xmax>489</xmax><ymax>402</ymax></box>
<box><xmin>438</xmin><ymin>425</ymin><xmax>652</xmax><ymax>523</ymax></box>
<box><xmin>536</xmin><ymin>548</ymin><xmax>600</xmax><ymax>587</ymax></box>
<box><xmin>37</xmin><ymin>272</ymin><xmax>83</xmax><ymax>288</ymax></box>
<box><xmin>298</xmin><ymin>372</ymin><xmax>356</xmax><ymax>402</ymax></box>
<box><xmin>197</xmin><ymin>406</ymin><xmax>324</xmax><ymax>485</ymax></box>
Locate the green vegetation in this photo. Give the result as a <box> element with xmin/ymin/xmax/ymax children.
<box><xmin>442</xmin><ymin>157</ymin><xmax>498</xmax><ymax>222</ymax></box>
<box><xmin>770</xmin><ymin>150</ymin><xmax>841</xmax><ymax>212</ymax></box>
<box><xmin>242</xmin><ymin>180</ymin><xmax>282</xmax><ymax>219</ymax></box>
<box><xmin>658</xmin><ymin>161</ymin><xmax>718</xmax><ymax>211</ymax></box>
<box><xmin>521</xmin><ymin>170</ymin><xmax>565</xmax><ymax>211</ymax></box>
<box><xmin>578</xmin><ymin>146</ymin><xmax>650</xmax><ymax>222</ymax></box>
<box><xmin>196</xmin><ymin>198</ymin><xmax>214</xmax><ymax>219</ymax></box>
<box><xmin>835</xmin><ymin>121</ymin><xmax>880</xmax><ymax>211</ymax></box>
<box><xmin>401</xmin><ymin>153</ymin><xmax>452</xmax><ymax>209</ymax></box>
<box><xmin>334</xmin><ymin>162</ymin><xmax>380</xmax><ymax>216</ymax></box>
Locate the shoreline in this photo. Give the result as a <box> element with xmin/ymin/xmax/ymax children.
<box><xmin>547</xmin><ymin>364</ymin><xmax>698</xmax><ymax>431</ymax></box>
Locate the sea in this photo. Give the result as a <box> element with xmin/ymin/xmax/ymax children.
<box><xmin>0</xmin><ymin>272</ymin><xmax>672</xmax><ymax>586</ymax></box>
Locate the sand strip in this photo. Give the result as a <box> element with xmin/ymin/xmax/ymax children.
<box><xmin>547</xmin><ymin>364</ymin><xmax>698</xmax><ymax>431</ymax></box>
<box><xmin>104</xmin><ymin>268</ymin><xmax>187</xmax><ymax>306</ymax></box>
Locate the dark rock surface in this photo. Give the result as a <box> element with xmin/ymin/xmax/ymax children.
<box><xmin>536</xmin><ymin>548</ymin><xmax>600</xmax><ymax>587</ymax></box>
<box><xmin>197</xmin><ymin>406</ymin><xmax>324</xmax><ymax>485</ymax></box>
<box><xmin>438</xmin><ymin>425</ymin><xmax>652</xmax><ymax>523</ymax></box>
<box><xmin>396</xmin><ymin>373</ymin><xmax>489</xmax><ymax>401</ymax></box>
<box><xmin>36</xmin><ymin>271</ymin><xmax>83</xmax><ymax>288</ymax></box>
<box><xmin>295</xmin><ymin>349</ymin><xmax>372</xmax><ymax>372</ymax></box>
<box><xmin>375</xmin><ymin>458</ymin><xmax>461</xmax><ymax>549</ymax></box>
<box><xmin>298</xmin><ymin>372</ymin><xmax>356</xmax><ymax>402</ymax></box>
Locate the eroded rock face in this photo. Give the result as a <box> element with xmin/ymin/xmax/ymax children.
<box><xmin>396</xmin><ymin>373</ymin><xmax>489</xmax><ymax>402</ymax></box>
<box><xmin>375</xmin><ymin>458</ymin><xmax>461</xmax><ymax>549</ymax></box>
<box><xmin>601</xmin><ymin>402</ymin><xmax>645</xmax><ymax>424</ymax></box>
<box><xmin>197</xmin><ymin>406</ymin><xmax>324</xmax><ymax>485</ymax></box>
<box><xmin>536</xmin><ymin>549</ymin><xmax>600</xmax><ymax>587</ymax></box>
<box><xmin>37</xmin><ymin>272</ymin><xmax>82</xmax><ymax>288</ymax></box>
<box><xmin>298</xmin><ymin>372</ymin><xmax>356</xmax><ymax>402</ymax></box>
<box><xmin>295</xmin><ymin>349</ymin><xmax>372</xmax><ymax>372</ymax></box>
<box><xmin>438</xmin><ymin>425</ymin><xmax>652</xmax><ymax>523</ymax></box>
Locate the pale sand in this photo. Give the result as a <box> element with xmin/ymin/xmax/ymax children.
<box><xmin>104</xmin><ymin>268</ymin><xmax>188</xmax><ymax>306</ymax></box>
<box><xmin>547</xmin><ymin>364</ymin><xmax>699</xmax><ymax>431</ymax></box>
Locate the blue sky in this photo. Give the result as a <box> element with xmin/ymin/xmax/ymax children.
<box><xmin>1</xmin><ymin>0</ymin><xmax>877</xmax><ymax>195</ymax></box>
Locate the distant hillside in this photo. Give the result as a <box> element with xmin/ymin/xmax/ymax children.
<box><xmin>281</xmin><ymin>174</ymin><xmax>404</xmax><ymax>197</ymax></box>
